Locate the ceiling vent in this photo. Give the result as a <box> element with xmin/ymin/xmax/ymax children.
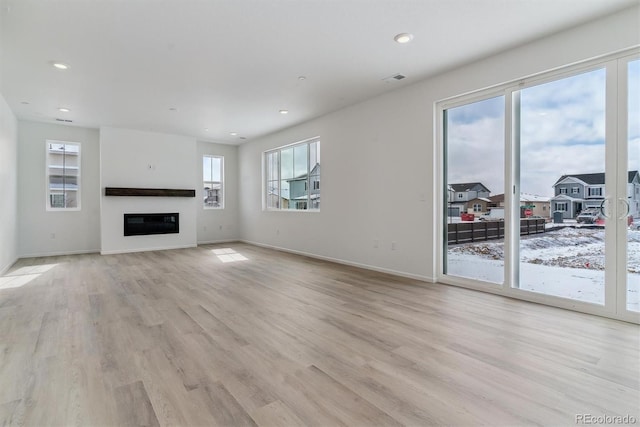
<box><xmin>383</xmin><ymin>73</ymin><xmax>406</xmax><ymax>82</ymax></box>
<box><xmin>55</xmin><ymin>118</ymin><xmax>73</xmax><ymax>123</ymax></box>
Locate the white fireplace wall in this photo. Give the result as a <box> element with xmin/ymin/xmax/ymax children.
<box><xmin>100</xmin><ymin>126</ymin><xmax>197</xmax><ymax>254</ymax></box>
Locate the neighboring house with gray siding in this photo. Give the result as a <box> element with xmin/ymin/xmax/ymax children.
<box><xmin>551</xmin><ymin>171</ymin><xmax>640</xmax><ymax>219</ymax></box>
<box><xmin>287</xmin><ymin>163</ymin><xmax>320</xmax><ymax>210</ymax></box>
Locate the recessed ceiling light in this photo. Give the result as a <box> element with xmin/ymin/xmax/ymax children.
<box><xmin>230</xmin><ymin>132</ymin><xmax>238</xmax><ymax>136</ymax></box>
<box><xmin>169</xmin><ymin>107</ymin><xmax>177</xmax><ymax>111</ymax></box>
<box><xmin>298</xmin><ymin>76</ymin><xmax>306</xmax><ymax>80</ymax></box>
<box><xmin>58</xmin><ymin>107</ymin><xmax>70</xmax><ymax>112</ymax></box>
<box><xmin>21</xmin><ymin>101</ymin><xmax>30</xmax><ymax>105</ymax></box>
<box><xmin>279</xmin><ymin>110</ymin><xmax>289</xmax><ymax>114</ymax></box>
<box><xmin>394</xmin><ymin>33</ymin><xmax>414</xmax><ymax>44</ymax></box>
<box><xmin>52</xmin><ymin>62</ymin><xmax>69</xmax><ymax>70</ymax></box>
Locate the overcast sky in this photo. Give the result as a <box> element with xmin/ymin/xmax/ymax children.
<box><xmin>447</xmin><ymin>60</ymin><xmax>639</xmax><ymax>198</ymax></box>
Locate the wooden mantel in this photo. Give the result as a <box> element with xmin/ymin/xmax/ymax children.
<box><xmin>104</xmin><ymin>187</ymin><xmax>196</xmax><ymax>197</ymax></box>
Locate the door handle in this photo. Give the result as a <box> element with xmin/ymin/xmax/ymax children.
<box><xmin>618</xmin><ymin>198</ymin><xmax>630</xmax><ymax>220</ymax></box>
<box><xmin>600</xmin><ymin>198</ymin><xmax>612</xmax><ymax>219</ymax></box>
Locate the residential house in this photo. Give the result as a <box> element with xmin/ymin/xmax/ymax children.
<box><xmin>266</xmin><ymin>184</ymin><xmax>290</xmax><ymax>210</ymax></box>
<box><xmin>287</xmin><ymin>163</ymin><xmax>320</xmax><ymax>210</ymax></box>
<box><xmin>520</xmin><ymin>193</ymin><xmax>551</xmax><ymax>218</ymax></box>
<box><xmin>448</xmin><ymin>182</ymin><xmax>490</xmax><ymax>216</ymax></box>
<box><xmin>466</xmin><ymin>197</ymin><xmax>493</xmax><ymax>215</ymax></box>
<box><xmin>551</xmin><ymin>171</ymin><xmax>640</xmax><ymax>219</ymax></box>
<box><xmin>487</xmin><ymin>193</ymin><xmax>551</xmax><ymax>218</ymax></box>
<box><xmin>203</xmin><ymin>186</ymin><xmax>221</xmax><ymax>207</ymax></box>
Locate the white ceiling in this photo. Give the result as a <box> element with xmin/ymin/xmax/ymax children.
<box><xmin>1</xmin><ymin>0</ymin><xmax>637</xmax><ymax>144</ymax></box>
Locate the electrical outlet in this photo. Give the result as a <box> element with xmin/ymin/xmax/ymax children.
<box><xmin>276</xmin><ymin>229</ymin><xmax>280</xmax><ymax>235</ymax></box>
<box><xmin>391</xmin><ymin>241</ymin><xmax>397</xmax><ymax>251</ymax></box>
<box><xmin>373</xmin><ymin>239</ymin><xmax>379</xmax><ymax>248</ymax></box>
<box><xmin>219</xmin><ymin>225</ymin><xmax>223</xmax><ymax>230</ymax></box>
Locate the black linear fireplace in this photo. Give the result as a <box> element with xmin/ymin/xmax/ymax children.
<box><xmin>124</xmin><ymin>213</ymin><xmax>179</xmax><ymax>236</ymax></box>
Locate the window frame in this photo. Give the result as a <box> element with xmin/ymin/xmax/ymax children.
<box><xmin>46</xmin><ymin>139</ymin><xmax>81</xmax><ymax>211</ymax></box>
<box><xmin>263</xmin><ymin>136</ymin><xmax>320</xmax><ymax>212</ymax></box>
<box><xmin>588</xmin><ymin>187</ymin><xmax>603</xmax><ymax>197</ymax></box>
<box><xmin>203</xmin><ymin>155</ymin><xmax>224</xmax><ymax>210</ymax></box>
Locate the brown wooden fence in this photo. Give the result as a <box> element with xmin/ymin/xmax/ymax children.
<box><xmin>447</xmin><ymin>219</ymin><xmax>545</xmax><ymax>245</ymax></box>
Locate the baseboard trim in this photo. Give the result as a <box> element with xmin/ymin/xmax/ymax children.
<box><xmin>100</xmin><ymin>244</ymin><xmax>197</xmax><ymax>255</ymax></box>
<box><xmin>197</xmin><ymin>239</ymin><xmax>240</xmax><ymax>245</ymax></box>
<box><xmin>240</xmin><ymin>239</ymin><xmax>436</xmax><ymax>283</ymax></box>
<box><xmin>18</xmin><ymin>249</ymin><xmax>99</xmax><ymax>259</ymax></box>
<box><xmin>0</xmin><ymin>257</ymin><xmax>19</xmax><ymax>276</ymax></box>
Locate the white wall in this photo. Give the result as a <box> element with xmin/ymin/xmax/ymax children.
<box><xmin>0</xmin><ymin>94</ymin><xmax>18</xmax><ymax>274</ymax></box>
<box><xmin>17</xmin><ymin>121</ymin><xmax>100</xmax><ymax>257</ymax></box>
<box><xmin>100</xmin><ymin>127</ymin><xmax>197</xmax><ymax>254</ymax></box>
<box><xmin>238</xmin><ymin>6</ymin><xmax>640</xmax><ymax>281</ymax></box>
<box><xmin>197</xmin><ymin>141</ymin><xmax>239</xmax><ymax>244</ymax></box>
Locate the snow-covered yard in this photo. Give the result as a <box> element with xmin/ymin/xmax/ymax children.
<box><xmin>447</xmin><ymin>227</ymin><xmax>640</xmax><ymax>311</ymax></box>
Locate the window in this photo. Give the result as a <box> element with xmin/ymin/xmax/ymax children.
<box><xmin>457</xmin><ymin>193</ymin><xmax>463</xmax><ymax>199</ymax></box>
<box><xmin>571</xmin><ymin>187</ymin><xmax>579</xmax><ymax>194</ymax></box>
<box><xmin>588</xmin><ymin>187</ymin><xmax>603</xmax><ymax>196</ymax></box>
<box><xmin>473</xmin><ymin>204</ymin><xmax>482</xmax><ymax>212</ymax></box>
<box><xmin>555</xmin><ymin>202</ymin><xmax>568</xmax><ymax>212</ymax></box>
<box><xmin>203</xmin><ymin>155</ymin><xmax>224</xmax><ymax>209</ymax></box>
<box><xmin>264</xmin><ymin>137</ymin><xmax>320</xmax><ymax>211</ymax></box>
<box><xmin>559</xmin><ymin>188</ymin><xmax>567</xmax><ymax>194</ymax></box>
<box><xmin>46</xmin><ymin>140</ymin><xmax>80</xmax><ymax>210</ymax></box>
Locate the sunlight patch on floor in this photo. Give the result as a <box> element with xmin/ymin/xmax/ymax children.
<box><xmin>0</xmin><ymin>263</ymin><xmax>58</xmax><ymax>290</ymax></box>
<box><xmin>212</xmin><ymin>248</ymin><xmax>248</xmax><ymax>263</ymax></box>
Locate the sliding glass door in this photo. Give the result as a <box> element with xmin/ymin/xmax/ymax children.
<box><xmin>517</xmin><ymin>68</ymin><xmax>607</xmax><ymax>306</ymax></box>
<box><xmin>439</xmin><ymin>50</ymin><xmax>640</xmax><ymax>322</ymax></box>
<box><xmin>443</xmin><ymin>95</ymin><xmax>505</xmax><ymax>285</ymax></box>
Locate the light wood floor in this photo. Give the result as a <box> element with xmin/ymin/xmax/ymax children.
<box><xmin>1</xmin><ymin>243</ymin><xmax>638</xmax><ymax>426</ymax></box>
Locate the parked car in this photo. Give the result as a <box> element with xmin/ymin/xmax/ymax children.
<box><xmin>576</xmin><ymin>209</ymin><xmax>600</xmax><ymax>224</ymax></box>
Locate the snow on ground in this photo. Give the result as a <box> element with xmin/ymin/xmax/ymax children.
<box><xmin>447</xmin><ymin>227</ymin><xmax>640</xmax><ymax>310</ymax></box>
